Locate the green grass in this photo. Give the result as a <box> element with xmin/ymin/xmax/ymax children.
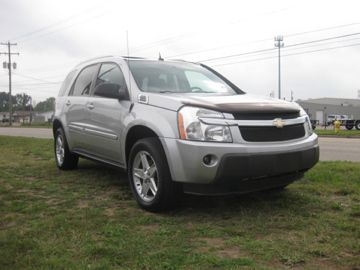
<box><xmin>315</xmin><ymin>129</ymin><xmax>360</xmax><ymax>137</ymax></box>
<box><xmin>0</xmin><ymin>136</ymin><xmax>359</xmax><ymax>269</ymax></box>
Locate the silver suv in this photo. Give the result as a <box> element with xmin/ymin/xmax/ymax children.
<box><xmin>53</xmin><ymin>56</ymin><xmax>319</xmax><ymax>211</ymax></box>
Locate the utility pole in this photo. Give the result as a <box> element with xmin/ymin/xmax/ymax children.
<box><xmin>1</xmin><ymin>41</ymin><xmax>19</xmax><ymax>126</ymax></box>
<box><xmin>29</xmin><ymin>96</ymin><xmax>32</xmax><ymax>125</ymax></box>
<box><xmin>274</xmin><ymin>35</ymin><xmax>284</xmax><ymax>99</ymax></box>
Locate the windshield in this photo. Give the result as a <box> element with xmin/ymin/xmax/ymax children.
<box><xmin>128</xmin><ymin>60</ymin><xmax>239</xmax><ymax>95</ymax></box>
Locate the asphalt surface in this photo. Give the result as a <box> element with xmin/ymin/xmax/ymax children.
<box><xmin>318</xmin><ymin>137</ymin><xmax>360</xmax><ymax>162</ymax></box>
<box><xmin>0</xmin><ymin>127</ymin><xmax>359</xmax><ymax>162</ymax></box>
<box><xmin>0</xmin><ymin>127</ymin><xmax>52</xmax><ymax>139</ymax></box>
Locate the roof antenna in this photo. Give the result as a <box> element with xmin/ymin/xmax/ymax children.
<box><xmin>158</xmin><ymin>52</ymin><xmax>164</xmax><ymax>61</ymax></box>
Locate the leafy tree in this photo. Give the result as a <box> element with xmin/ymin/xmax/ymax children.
<box><xmin>0</xmin><ymin>91</ymin><xmax>16</xmax><ymax>112</ymax></box>
<box><xmin>34</xmin><ymin>97</ymin><xmax>55</xmax><ymax>112</ymax></box>
<box><xmin>15</xmin><ymin>93</ymin><xmax>32</xmax><ymax>111</ymax></box>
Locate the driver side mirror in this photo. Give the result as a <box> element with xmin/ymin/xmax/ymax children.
<box><xmin>93</xmin><ymin>83</ymin><xmax>128</xmax><ymax>100</ymax></box>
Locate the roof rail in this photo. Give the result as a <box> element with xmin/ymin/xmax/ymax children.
<box><xmin>121</xmin><ymin>56</ymin><xmax>146</xmax><ymax>59</ymax></box>
<box><xmin>77</xmin><ymin>55</ymin><xmax>114</xmax><ymax>66</ymax></box>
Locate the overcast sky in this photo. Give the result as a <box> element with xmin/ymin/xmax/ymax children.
<box><xmin>1</xmin><ymin>0</ymin><xmax>360</xmax><ymax>103</ymax></box>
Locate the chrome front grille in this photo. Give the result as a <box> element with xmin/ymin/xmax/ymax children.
<box><xmin>232</xmin><ymin>111</ymin><xmax>300</xmax><ymax>120</ymax></box>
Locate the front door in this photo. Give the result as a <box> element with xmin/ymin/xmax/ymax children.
<box><xmin>86</xmin><ymin>62</ymin><xmax>131</xmax><ymax>165</ymax></box>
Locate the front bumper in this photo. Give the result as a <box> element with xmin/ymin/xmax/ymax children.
<box><xmin>160</xmin><ymin>133</ymin><xmax>319</xmax><ymax>185</ymax></box>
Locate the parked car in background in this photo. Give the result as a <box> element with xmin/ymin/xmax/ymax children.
<box><xmin>326</xmin><ymin>114</ymin><xmax>360</xmax><ymax>129</ymax></box>
<box><xmin>326</xmin><ymin>114</ymin><xmax>349</xmax><ymax>125</ymax></box>
<box><xmin>53</xmin><ymin>56</ymin><xmax>319</xmax><ymax>211</ymax></box>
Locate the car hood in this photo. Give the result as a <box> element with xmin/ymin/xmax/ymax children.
<box><xmin>145</xmin><ymin>93</ymin><xmax>301</xmax><ymax>114</ymax></box>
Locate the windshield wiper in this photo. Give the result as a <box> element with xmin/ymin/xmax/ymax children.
<box><xmin>159</xmin><ymin>90</ymin><xmax>177</xmax><ymax>93</ymax></box>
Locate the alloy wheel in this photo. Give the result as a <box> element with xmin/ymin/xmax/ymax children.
<box><xmin>132</xmin><ymin>151</ymin><xmax>159</xmax><ymax>202</ymax></box>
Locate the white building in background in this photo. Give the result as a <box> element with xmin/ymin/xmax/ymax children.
<box><xmin>1</xmin><ymin>110</ymin><xmax>54</xmax><ymax>123</ymax></box>
<box><xmin>297</xmin><ymin>98</ymin><xmax>360</xmax><ymax>125</ymax></box>
<box><xmin>33</xmin><ymin>111</ymin><xmax>54</xmax><ymax>123</ymax></box>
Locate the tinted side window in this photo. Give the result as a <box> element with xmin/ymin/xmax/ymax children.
<box><xmin>95</xmin><ymin>63</ymin><xmax>127</xmax><ymax>95</ymax></box>
<box><xmin>71</xmin><ymin>65</ymin><xmax>98</xmax><ymax>96</ymax></box>
<box><xmin>58</xmin><ymin>70</ymin><xmax>76</xmax><ymax>96</ymax></box>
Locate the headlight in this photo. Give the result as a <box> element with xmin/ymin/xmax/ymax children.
<box><xmin>178</xmin><ymin>106</ymin><xmax>232</xmax><ymax>142</ymax></box>
<box><xmin>304</xmin><ymin>116</ymin><xmax>313</xmax><ymax>136</ymax></box>
<box><xmin>298</xmin><ymin>106</ymin><xmax>313</xmax><ymax>136</ymax></box>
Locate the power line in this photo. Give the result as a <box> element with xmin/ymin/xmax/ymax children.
<box><xmin>9</xmin><ymin>74</ymin><xmax>66</xmax><ymax>83</ymax></box>
<box><xmin>213</xmin><ymin>42</ymin><xmax>360</xmax><ymax>67</ymax></box>
<box><xmin>286</xmin><ymin>32</ymin><xmax>360</xmax><ymax>49</ymax></box>
<box><xmin>10</xmin><ymin>4</ymin><xmax>105</xmax><ymax>41</ymax></box>
<box><xmin>207</xmin><ymin>35</ymin><xmax>360</xmax><ymax>64</ymax></box>
<box><xmin>128</xmin><ymin>7</ymin><xmax>294</xmax><ymax>55</ymax></box>
<box><xmin>20</xmin><ymin>11</ymin><xmax>109</xmax><ymax>43</ymax></box>
<box><xmin>200</xmin><ymin>31</ymin><xmax>360</xmax><ymax>62</ymax></box>
<box><xmin>12</xmin><ymin>72</ymin><xmax>61</xmax><ymax>84</ymax></box>
<box><xmin>199</xmin><ymin>48</ymin><xmax>276</xmax><ymax>62</ymax></box>
<box><xmin>285</xmin><ymin>22</ymin><xmax>360</xmax><ymax>38</ymax></box>
<box><xmin>1</xmin><ymin>82</ymin><xmax>61</xmax><ymax>87</ymax></box>
<box><xmin>168</xmin><ymin>22</ymin><xmax>360</xmax><ymax>60</ymax></box>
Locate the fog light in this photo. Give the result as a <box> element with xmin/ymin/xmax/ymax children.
<box><xmin>203</xmin><ymin>155</ymin><xmax>212</xmax><ymax>165</ymax></box>
<box><xmin>202</xmin><ymin>154</ymin><xmax>218</xmax><ymax>166</ymax></box>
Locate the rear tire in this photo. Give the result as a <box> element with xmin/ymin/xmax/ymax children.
<box><xmin>54</xmin><ymin>128</ymin><xmax>78</xmax><ymax>170</ymax></box>
<box><xmin>128</xmin><ymin>138</ymin><xmax>182</xmax><ymax>212</ymax></box>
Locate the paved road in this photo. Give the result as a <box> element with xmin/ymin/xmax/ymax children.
<box><xmin>0</xmin><ymin>128</ymin><xmax>359</xmax><ymax>161</ymax></box>
<box><xmin>0</xmin><ymin>127</ymin><xmax>52</xmax><ymax>139</ymax></box>
<box><xmin>318</xmin><ymin>137</ymin><xmax>360</xmax><ymax>162</ymax></box>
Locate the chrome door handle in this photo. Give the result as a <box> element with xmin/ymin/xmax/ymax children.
<box><xmin>65</xmin><ymin>100</ymin><xmax>71</xmax><ymax>106</ymax></box>
<box><xmin>87</xmin><ymin>103</ymin><xmax>94</xmax><ymax>110</ymax></box>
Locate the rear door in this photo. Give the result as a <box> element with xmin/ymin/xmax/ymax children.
<box><xmin>65</xmin><ymin>64</ymin><xmax>99</xmax><ymax>151</ymax></box>
<box><xmin>86</xmin><ymin>62</ymin><xmax>131</xmax><ymax>165</ymax></box>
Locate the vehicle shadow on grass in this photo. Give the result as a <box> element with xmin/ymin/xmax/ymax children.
<box><xmin>76</xmin><ymin>160</ymin><xmax>313</xmax><ymax>217</ymax></box>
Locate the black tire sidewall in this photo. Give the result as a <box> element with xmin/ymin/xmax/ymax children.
<box><xmin>128</xmin><ymin>138</ymin><xmax>175</xmax><ymax>211</ymax></box>
<box><xmin>54</xmin><ymin>128</ymin><xmax>78</xmax><ymax>170</ymax></box>
<box><xmin>54</xmin><ymin>129</ymin><xmax>65</xmax><ymax>168</ymax></box>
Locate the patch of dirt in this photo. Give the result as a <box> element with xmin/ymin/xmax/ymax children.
<box><xmin>16</xmin><ymin>189</ymin><xmax>35</xmax><ymax>196</ymax></box>
<box><xmin>138</xmin><ymin>224</ymin><xmax>161</xmax><ymax>232</ymax></box>
<box><xmin>216</xmin><ymin>246</ymin><xmax>249</xmax><ymax>259</ymax></box>
<box><xmin>46</xmin><ymin>198</ymin><xmax>63</xmax><ymax>206</ymax></box>
<box><xmin>198</xmin><ymin>237</ymin><xmax>225</xmax><ymax>249</ymax></box>
<box><xmin>23</xmin><ymin>176</ymin><xmax>37</xmax><ymax>181</ymax></box>
<box><xmin>293</xmin><ymin>258</ymin><xmax>348</xmax><ymax>270</ymax></box>
<box><xmin>1</xmin><ymin>221</ymin><xmax>17</xmax><ymax>229</ymax></box>
<box><xmin>77</xmin><ymin>200</ymin><xmax>89</xmax><ymax>209</ymax></box>
<box><xmin>104</xmin><ymin>207</ymin><xmax>116</xmax><ymax>217</ymax></box>
<box><xmin>195</xmin><ymin>237</ymin><xmax>250</xmax><ymax>259</ymax></box>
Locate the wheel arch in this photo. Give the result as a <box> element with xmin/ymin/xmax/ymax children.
<box><xmin>52</xmin><ymin>118</ymin><xmax>64</xmax><ymax>136</ymax></box>
<box><xmin>125</xmin><ymin>125</ymin><xmax>160</xmax><ymax>167</ymax></box>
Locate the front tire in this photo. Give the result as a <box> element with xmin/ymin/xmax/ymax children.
<box><xmin>128</xmin><ymin>138</ymin><xmax>182</xmax><ymax>211</ymax></box>
<box><xmin>54</xmin><ymin>128</ymin><xmax>79</xmax><ymax>170</ymax></box>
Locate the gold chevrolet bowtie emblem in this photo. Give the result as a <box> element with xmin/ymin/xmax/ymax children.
<box><xmin>273</xmin><ymin>118</ymin><xmax>285</xmax><ymax>128</ymax></box>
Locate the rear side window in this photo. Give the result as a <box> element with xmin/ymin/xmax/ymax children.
<box><xmin>58</xmin><ymin>70</ymin><xmax>76</xmax><ymax>96</ymax></box>
<box><xmin>94</xmin><ymin>63</ymin><xmax>127</xmax><ymax>94</ymax></box>
<box><xmin>71</xmin><ymin>64</ymin><xmax>98</xmax><ymax>96</ymax></box>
